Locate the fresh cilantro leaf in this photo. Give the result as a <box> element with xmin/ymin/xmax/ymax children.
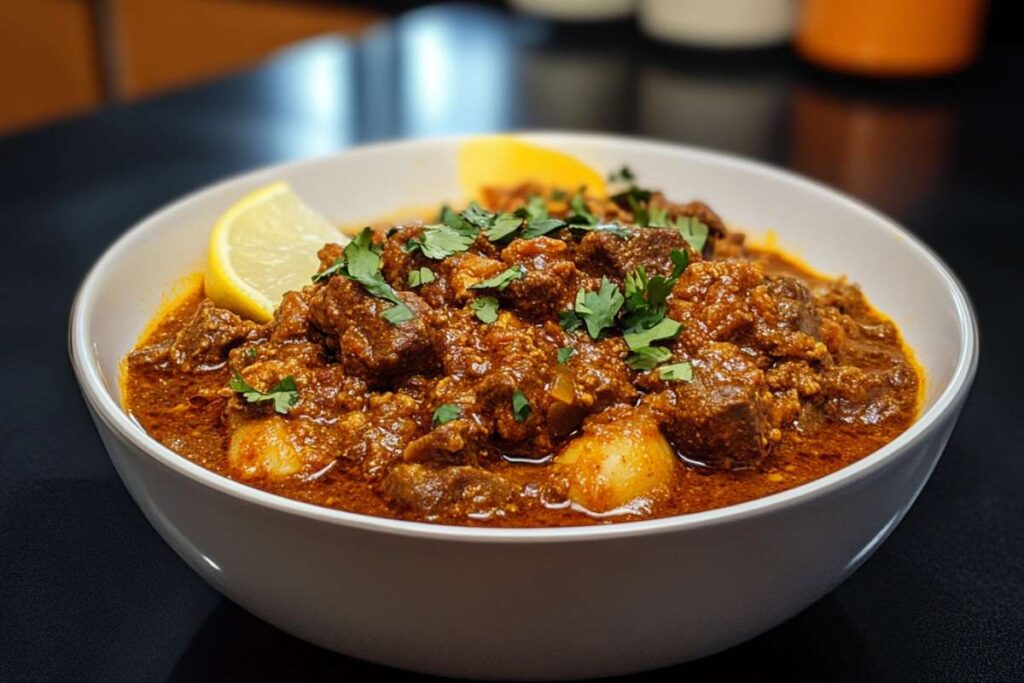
<box><xmin>674</xmin><ymin>215</ymin><xmax>709</xmax><ymax>253</ymax></box>
<box><xmin>550</xmin><ymin>188</ymin><xmax>566</xmax><ymax>201</ymax></box>
<box><xmin>461</xmin><ymin>201</ymin><xmax>497</xmax><ymax>229</ymax></box>
<box><xmin>608</xmin><ymin>166</ymin><xmax>635</xmax><ymax>183</ymax></box>
<box><xmin>566</xmin><ymin>193</ymin><xmax>598</xmax><ymax>226</ymax></box>
<box><xmin>670</xmin><ymin>248</ymin><xmax>690</xmax><ymax>278</ymax></box>
<box><xmin>406</xmin><ymin>224</ymin><xmax>476</xmax><ymax>260</ymax></box>
<box><xmin>614</xmin><ymin>185</ymin><xmax>653</xmax><ymax>209</ymax></box>
<box><xmin>344</xmin><ymin>228</ymin><xmax>381</xmax><ymax>279</ymax></box>
<box><xmin>647</xmin><ymin>205</ymin><xmax>671</xmax><ymax>228</ymax></box>
<box><xmin>312</xmin><ymin>257</ymin><xmax>346</xmax><ymax>283</ymax></box>
<box><xmin>228</xmin><ymin>370</ymin><xmax>298</xmax><ymax>415</ymax></box>
<box><xmin>627</xmin><ymin>194</ymin><xmax>649</xmax><ymax>227</ymax></box>
<box><xmin>515</xmin><ymin>195</ymin><xmax>548</xmax><ymax>222</ymax></box>
<box><xmin>623</xmin><ymin>317</ymin><xmax>682</xmax><ymax>350</ymax></box>
<box><xmin>621</xmin><ymin>250</ymin><xmax>689</xmax><ymax>333</ymax></box>
<box><xmin>556</xmin><ymin>346</ymin><xmax>575</xmax><ymax>365</ymax></box>
<box><xmin>440</xmin><ymin>205</ymin><xmax>472</xmax><ymax>231</ymax></box>
<box><xmin>574</xmin><ymin>277</ymin><xmax>624</xmax><ymax>339</ymax></box>
<box><xmin>381</xmin><ymin>302</ymin><xmax>415</xmax><ymax>324</ymax></box>
<box><xmin>559</xmin><ymin>310</ymin><xmax>583</xmax><ymax>332</ymax></box>
<box><xmin>471</xmin><ymin>296</ymin><xmax>499</xmax><ymax>324</ymax></box>
<box><xmin>511</xmin><ymin>389</ymin><xmax>531</xmax><ymax>422</ymax></box>
<box><xmin>407</xmin><ymin>267</ymin><xmax>436</xmax><ymax>288</ymax></box>
<box><xmin>484</xmin><ymin>213</ymin><xmax>523</xmax><ymax>242</ymax></box>
<box><xmin>512</xmin><ymin>195</ymin><xmax>566</xmax><ymax>239</ymax></box>
<box><xmin>321</xmin><ymin>227</ymin><xmax>415</xmax><ymax>325</ymax></box>
<box><xmin>659</xmin><ymin>361</ymin><xmax>694</xmax><ymax>382</ymax></box>
<box><xmin>624</xmin><ymin>266</ymin><xmax>650</xmax><ymax>311</ymax></box>
<box><xmin>432</xmin><ymin>403</ymin><xmax>462</xmax><ymax>427</ymax></box>
<box><xmin>625</xmin><ymin>346</ymin><xmax>673</xmax><ymax>370</ymax></box>
<box><xmin>521</xmin><ymin>218</ymin><xmax>566</xmax><ymax>239</ymax></box>
<box><xmin>570</xmin><ymin>222</ymin><xmax>631</xmax><ymax>239</ymax></box>
<box><xmin>470</xmin><ymin>265</ymin><xmax>525</xmax><ymax>291</ymax></box>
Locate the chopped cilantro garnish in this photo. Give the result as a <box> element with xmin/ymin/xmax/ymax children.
<box><xmin>556</xmin><ymin>346</ymin><xmax>575</xmax><ymax>365</ymax></box>
<box><xmin>432</xmin><ymin>403</ymin><xmax>462</xmax><ymax>427</ymax></box>
<box><xmin>512</xmin><ymin>390</ymin><xmax>531</xmax><ymax>422</ymax></box>
<box><xmin>244</xmin><ymin>347</ymin><xmax>258</xmax><ymax>361</ymax></box>
<box><xmin>627</xmin><ymin>194</ymin><xmax>649</xmax><ymax>227</ymax></box>
<box><xmin>407</xmin><ymin>267</ymin><xmax>435</xmax><ymax>288</ymax></box>
<box><xmin>470</xmin><ymin>265</ymin><xmax>525</xmax><ymax>291</ymax></box>
<box><xmin>551</xmin><ymin>188</ymin><xmax>567</xmax><ymax>201</ymax></box>
<box><xmin>521</xmin><ymin>217</ymin><xmax>566</xmax><ymax>239</ymax></box>
<box><xmin>461</xmin><ymin>201</ymin><xmax>497</xmax><ymax>229</ymax></box>
<box><xmin>574</xmin><ymin>277</ymin><xmax>624</xmax><ymax>339</ymax></box>
<box><xmin>670</xmin><ymin>248</ymin><xmax>690</xmax><ymax>277</ymax></box>
<box><xmin>566</xmin><ymin>193</ymin><xmax>598</xmax><ymax>226</ymax></box>
<box><xmin>314</xmin><ymin>228</ymin><xmax>414</xmax><ymax>324</ymax></box>
<box><xmin>674</xmin><ymin>215</ymin><xmax>709</xmax><ymax>253</ymax></box>
<box><xmin>625</xmin><ymin>346</ymin><xmax>673</xmax><ymax>371</ymax></box>
<box><xmin>608</xmin><ymin>166</ymin><xmax>635</xmax><ymax>184</ymax></box>
<box><xmin>659</xmin><ymin>361</ymin><xmax>694</xmax><ymax>382</ymax></box>
<box><xmin>381</xmin><ymin>302</ymin><xmax>415</xmax><ymax>324</ymax></box>
<box><xmin>647</xmin><ymin>205</ymin><xmax>671</xmax><ymax>228</ymax></box>
<box><xmin>406</xmin><ymin>223</ymin><xmax>477</xmax><ymax>260</ymax></box>
<box><xmin>623</xmin><ymin>317</ymin><xmax>681</xmax><ymax>350</ymax></box>
<box><xmin>471</xmin><ymin>296</ymin><xmax>499</xmax><ymax>324</ymax></box>
<box><xmin>570</xmin><ymin>222</ymin><xmax>632</xmax><ymax>239</ymax></box>
<box><xmin>514</xmin><ymin>195</ymin><xmax>566</xmax><ymax>239</ymax></box>
<box><xmin>312</xmin><ymin>257</ymin><xmax>346</xmax><ymax>283</ymax></box>
<box><xmin>484</xmin><ymin>213</ymin><xmax>523</xmax><ymax>242</ymax></box>
<box><xmin>559</xmin><ymin>310</ymin><xmax>583</xmax><ymax>332</ymax></box>
<box><xmin>440</xmin><ymin>205</ymin><xmax>473</xmax><ymax>231</ymax></box>
<box><xmin>228</xmin><ymin>370</ymin><xmax>298</xmax><ymax>414</ymax></box>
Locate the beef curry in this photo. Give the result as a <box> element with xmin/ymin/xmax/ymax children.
<box><xmin>124</xmin><ymin>182</ymin><xmax>921</xmax><ymax>526</ymax></box>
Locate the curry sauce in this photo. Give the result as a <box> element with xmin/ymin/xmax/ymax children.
<box><xmin>124</xmin><ymin>185</ymin><xmax>920</xmax><ymax>527</ymax></box>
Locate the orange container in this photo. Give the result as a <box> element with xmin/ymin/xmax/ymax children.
<box><xmin>797</xmin><ymin>0</ymin><xmax>988</xmax><ymax>76</ymax></box>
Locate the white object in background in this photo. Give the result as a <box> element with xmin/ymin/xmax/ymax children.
<box><xmin>640</xmin><ymin>0</ymin><xmax>796</xmax><ymax>48</ymax></box>
<box><xmin>509</xmin><ymin>0</ymin><xmax>637</xmax><ymax>22</ymax></box>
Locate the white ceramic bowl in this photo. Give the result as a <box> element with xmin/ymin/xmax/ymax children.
<box><xmin>70</xmin><ymin>133</ymin><xmax>977</xmax><ymax>680</ymax></box>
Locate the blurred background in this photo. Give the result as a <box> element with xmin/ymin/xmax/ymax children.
<box><xmin>0</xmin><ymin>0</ymin><xmax>1009</xmax><ymax>215</ymax></box>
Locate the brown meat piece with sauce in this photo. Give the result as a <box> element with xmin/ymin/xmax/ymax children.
<box><xmin>308</xmin><ymin>275</ymin><xmax>440</xmax><ymax>383</ymax></box>
<box><xmin>124</xmin><ymin>185</ymin><xmax>921</xmax><ymax>528</ymax></box>
<box><xmin>576</xmin><ymin>227</ymin><xmax>692</xmax><ymax>280</ymax></box>
<box><xmin>128</xmin><ymin>299</ymin><xmax>261</xmax><ymax>371</ymax></box>
<box><xmin>382</xmin><ymin>463</ymin><xmax>518</xmax><ymax>519</ymax></box>
<box><xmin>646</xmin><ymin>343</ymin><xmax>777</xmax><ymax>469</ymax></box>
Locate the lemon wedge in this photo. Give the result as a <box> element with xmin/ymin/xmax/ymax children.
<box><xmin>458</xmin><ymin>135</ymin><xmax>608</xmax><ymax>201</ymax></box>
<box><xmin>205</xmin><ymin>182</ymin><xmax>344</xmax><ymax>322</ymax></box>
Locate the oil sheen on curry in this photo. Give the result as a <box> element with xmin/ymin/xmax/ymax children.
<box><xmin>124</xmin><ymin>182</ymin><xmax>921</xmax><ymax>527</ymax></box>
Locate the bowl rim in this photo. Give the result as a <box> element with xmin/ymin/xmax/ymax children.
<box><xmin>69</xmin><ymin>131</ymin><xmax>979</xmax><ymax>544</ymax></box>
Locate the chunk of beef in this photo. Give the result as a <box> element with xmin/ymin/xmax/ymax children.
<box><xmin>669</xmin><ymin>261</ymin><xmax>827</xmax><ymax>362</ymax></box>
<box><xmin>669</xmin><ymin>259</ymin><xmax>764</xmax><ymax>351</ymax></box>
<box><xmin>649</xmin><ymin>197</ymin><xmax>729</xmax><ymax>259</ymax></box>
<box><xmin>382</xmin><ymin>464</ymin><xmax>518</xmax><ymax>519</ymax></box>
<box><xmin>402</xmin><ymin>418</ymin><xmax>487</xmax><ymax>465</ymax></box>
<box><xmin>308</xmin><ymin>276</ymin><xmax>440</xmax><ymax>383</ymax></box>
<box><xmin>498</xmin><ymin>237</ymin><xmax>582</xmax><ymax>321</ymax></box>
<box><xmin>129</xmin><ymin>300</ymin><xmax>260</xmax><ymax>371</ymax></box>
<box><xmin>576</xmin><ymin>227</ymin><xmax>690</xmax><ymax>280</ymax></box>
<box><xmin>437</xmin><ymin>251</ymin><xmax>505</xmax><ymax>304</ymax></box>
<box><xmin>749</xmin><ymin>276</ymin><xmax>826</xmax><ymax>360</ymax></box>
<box><xmin>646</xmin><ymin>343</ymin><xmax>777</xmax><ymax>469</ymax></box>
<box><xmin>269</xmin><ymin>290</ymin><xmax>314</xmax><ymax>342</ymax></box>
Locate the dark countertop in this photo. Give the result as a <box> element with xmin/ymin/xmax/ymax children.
<box><xmin>2</xmin><ymin>5</ymin><xmax>1021</xmax><ymax>681</ymax></box>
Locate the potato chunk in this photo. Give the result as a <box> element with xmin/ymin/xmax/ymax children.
<box><xmin>556</xmin><ymin>412</ymin><xmax>676</xmax><ymax>513</ymax></box>
<box><xmin>227</xmin><ymin>417</ymin><xmax>303</xmax><ymax>480</ymax></box>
